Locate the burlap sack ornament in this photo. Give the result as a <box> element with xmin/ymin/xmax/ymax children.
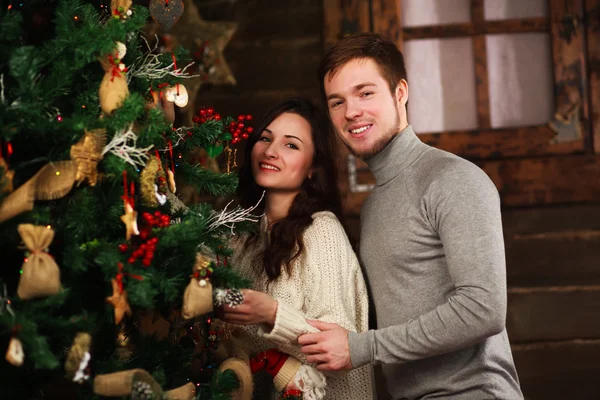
<box><xmin>99</xmin><ymin>54</ymin><xmax>129</xmax><ymax>115</ymax></box>
<box><xmin>17</xmin><ymin>224</ymin><xmax>61</xmax><ymax>300</ymax></box>
<box><xmin>218</xmin><ymin>358</ymin><xmax>253</xmax><ymax>400</ymax></box>
<box><xmin>181</xmin><ymin>254</ymin><xmax>214</xmax><ymax>319</ymax></box>
<box><xmin>111</xmin><ymin>0</ymin><xmax>133</xmax><ymax>19</ymax></box>
<box><xmin>0</xmin><ymin>161</ymin><xmax>77</xmax><ymax>223</ymax></box>
<box><xmin>94</xmin><ymin>368</ymin><xmax>195</xmax><ymax>399</ymax></box>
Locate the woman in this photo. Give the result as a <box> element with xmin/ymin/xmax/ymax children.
<box><xmin>219</xmin><ymin>98</ymin><xmax>374</xmax><ymax>399</ymax></box>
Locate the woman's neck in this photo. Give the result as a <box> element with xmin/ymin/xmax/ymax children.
<box><xmin>264</xmin><ymin>190</ymin><xmax>299</xmax><ymax>225</ymax></box>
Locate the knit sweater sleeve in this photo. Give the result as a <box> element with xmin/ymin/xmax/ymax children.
<box><xmin>259</xmin><ymin>213</ymin><xmax>370</xmax><ymax>362</ymax></box>
<box><xmin>349</xmin><ymin>161</ymin><xmax>507</xmax><ymax>367</ymax></box>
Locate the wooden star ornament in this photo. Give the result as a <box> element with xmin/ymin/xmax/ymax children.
<box><xmin>145</xmin><ymin>0</ymin><xmax>237</xmax><ymax>123</ymax></box>
<box><xmin>106</xmin><ymin>278</ymin><xmax>132</xmax><ymax>325</ymax></box>
<box><xmin>70</xmin><ymin>129</ymin><xmax>107</xmax><ymax>187</ymax></box>
<box><xmin>120</xmin><ymin>201</ymin><xmax>140</xmax><ymax>241</ymax></box>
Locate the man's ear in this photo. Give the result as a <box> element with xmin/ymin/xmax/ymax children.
<box><xmin>396</xmin><ymin>79</ymin><xmax>409</xmax><ymax>106</ymax></box>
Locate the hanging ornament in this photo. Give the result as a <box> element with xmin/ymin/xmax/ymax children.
<box><xmin>182</xmin><ymin>254</ymin><xmax>214</xmax><ymax>319</ymax></box>
<box><xmin>121</xmin><ymin>202</ymin><xmax>140</xmax><ymax>241</ymax></box>
<box><xmin>5</xmin><ymin>337</ymin><xmax>24</xmax><ymax>367</ymax></box>
<box><xmin>164</xmin><ymin>84</ymin><xmax>189</xmax><ymax>108</ymax></box>
<box><xmin>106</xmin><ymin>278</ymin><xmax>132</xmax><ymax>325</ymax></box>
<box><xmin>218</xmin><ymin>358</ymin><xmax>253</xmax><ymax>400</ymax></box>
<box><xmin>111</xmin><ymin>0</ymin><xmax>133</xmax><ymax>20</ymax></box>
<box><xmin>115</xmin><ymin>41</ymin><xmax>127</xmax><ymax>59</ymax></box>
<box><xmin>0</xmin><ymin>142</ymin><xmax>14</xmax><ymax>194</ymax></box>
<box><xmin>149</xmin><ymin>0</ymin><xmax>184</xmax><ymax>32</ymax></box>
<box><xmin>0</xmin><ymin>160</ymin><xmax>77</xmax><ymax>224</ymax></box>
<box><xmin>167</xmin><ymin>169</ymin><xmax>176</xmax><ymax>194</ymax></box>
<box><xmin>145</xmin><ymin>0</ymin><xmax>237</xmax><ymax>125</ymax></box>
<box><xmin>140</xmin><ymin>156</ymin><xmax>168</xmax><ymax>207</ymax></box>
<box><xmin>94</xmin><ymin>369</ymin><xmax>195</xmax><ymax>399</ymax></box>
<box><xmin>17</xmin><ymin>224</ymin><xmax>61</xmax><ymax>300</ymax></box>
<box><xmin>70</xmin><ymin>129</ymin><xmax>107</xmax><ymax>187</ymax></box>
<box><xmin>65</xmin><ymin>332</ymin><xmax>92</xmax><ymax>383</ymax></box>
<box><xmin>120</xmin><ymin>171</ymin><xmax>140</xmax><ymax>241</ymax></box>
<box><xmin>99</xmin><ymin>50</ymin><xmax>130</xmax><ymax>115</ymax></box>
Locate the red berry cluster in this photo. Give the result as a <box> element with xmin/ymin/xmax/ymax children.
<box><xmin>192</xmin><ymin>107</ymin><xmax>221</xmax><ymax>124</ymax></box>
<box><xmin>228</xmin><ymin>114</ymin><xmax>253</xmax><ymax>145</ymax></box>
<box><xmin>118</xmin><ymin>211</ymin><xmax>170</xmax><ymax>267</ymax></box>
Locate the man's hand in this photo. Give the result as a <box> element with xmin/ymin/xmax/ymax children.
<box><xmin>298</xmin><ymin>320</ymin><xmax>353</xmax><ymax>371</ymax></box>
<box><xmin>220</xmin><ymin>289</ymin><xmax>278</xmax><ymax>327</ymax></box>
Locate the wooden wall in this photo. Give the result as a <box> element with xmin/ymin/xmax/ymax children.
<box><xmin>191</xmin><ymin>0</ymin><xmax>600</xmax><ymax>399</ymax></box>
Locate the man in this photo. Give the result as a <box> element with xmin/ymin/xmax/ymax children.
<box><xmin>298</xmin><ymin>32</ymin><xmax>524</xmax><ymax>399</ymax></box>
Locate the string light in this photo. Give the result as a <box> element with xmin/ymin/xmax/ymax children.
<box><xmin>55</xmin><ymin>171</ymin><xmax>60</xmax><ymax>176</ymax></box>
<box><xmin>81</xmin><ymin>104</ymin><xmax>86</xmax><ymax>109</ymax></box>
<box><xmin>57</xmin><ymin>115</ymin><xmax>63</xmax><ymax>122</ymax></box>
<box><xmin>46</xmin><ymin>225</ymin><xmax>51</xmax><ymax>230</ymax></box>
<box><xmin>73</xmin><ymin>15</ymin><xmax>79</xmax><ymax>21</ymax></box>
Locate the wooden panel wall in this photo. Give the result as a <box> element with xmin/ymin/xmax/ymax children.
<box><xmin>189</xmin><ymin>1</ymin><xmax>600</xmax><ymax>398</ymax></box>
<box><xmin>323</xmin><ymin>1</ymin><xmax>600</xmax><ymax>399</ymax></box>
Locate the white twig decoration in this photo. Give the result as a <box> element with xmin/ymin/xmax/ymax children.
<box><xmin>102</xmin><ymin>125</ymin><xmax>153</xmax><ymax>169</ymax></box>
<box><xmin>205</xmin><ymin>191</ymin><xmax>265</xmax><ymax>234</ymax></box>
<box><xmin>128</xmin><ymin>36</ymin><xmax>198</xmax><ymax>84</ymax></box>
<box><xmin>166</xmin><ymin>126</ymin><xmax>194</xmax><ymax>149</ymax></box>
<box><xmin>0</xmin><ymin>74</ymin><xmax>4</xmax><ymax>104</ymax></box>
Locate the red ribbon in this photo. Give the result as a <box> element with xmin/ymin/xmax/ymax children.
<box><xmin>116</xmin><ymin>262</ymin><xmax>143</xmax><ymax>293</ymax></box>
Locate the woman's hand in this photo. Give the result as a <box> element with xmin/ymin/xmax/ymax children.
<box><xmin>221</xmin><ymin>289</ymin><xmax>278</xmax><ymax>327</ymax></box>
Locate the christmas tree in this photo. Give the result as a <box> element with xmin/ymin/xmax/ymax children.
<box><xmin>0</xmin><ymin>1</ymin><xmax>256</xmax><ymax>398</ymax></box>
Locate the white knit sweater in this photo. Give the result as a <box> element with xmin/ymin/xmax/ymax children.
<box><xmin>227</xmin><ymin>211</ymin><xmax>374</xmax><ymax>399</ymax></box>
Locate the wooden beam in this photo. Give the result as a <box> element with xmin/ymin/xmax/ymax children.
<box><xmin>402</xmin><ymin>18</ymin><xmax>548</xmax><ymax>40</ymax></box>
<box><xmin>471</xmin><ymin>0</ymin><xmax>491</xmax><ymax>129</ymax></box>
<box><xmin>347</xmin><ymin>154</ymin><xmax>600</xmax><ymax>213</ymax></box>
<box><xmin>512</xmin><ymin>339</ymin><xmax>600</xmax><ymax>399</ymax></box>
<box><xmin>371</xmin><ymin>0</ymin><xmax>402</xmax><ymax>50</ymax></box>
<box><xmin>586</xmin><ymin>0</ymin><xmax>600</xmax><ymax>153</ymax></box>
<box><xmin>418</xmin><ymin>125</ymin><xmax>585</xmax><ymax>159</ymax></box>
<box><xmin>507</xmin><ymin>286</ymin><xmax>600</xmax><ymax>341</ymax></box>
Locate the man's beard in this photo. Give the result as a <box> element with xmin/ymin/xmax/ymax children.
<box><xmin>341</xmin><ymin>111</ymin><xmax>401</xmax><ymax>160</ymax></box>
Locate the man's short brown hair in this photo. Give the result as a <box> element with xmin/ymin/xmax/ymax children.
<box><xmin>318</xmin><ymin>32</ymin><xmax>407</xmax><ymax>101</ymax></box>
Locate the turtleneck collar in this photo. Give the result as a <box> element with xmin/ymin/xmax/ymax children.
<box><xmin>365</xmin><ymin>125</ymin><xmax>426</xmax><ymax>186</ymax></box>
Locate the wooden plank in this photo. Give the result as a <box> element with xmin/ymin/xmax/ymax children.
<box><xmin>322</xmin><ymin>0</ymin><xmax>370</xmax><ymax>51</ymax></box>
<box><xmin>587</xmin><ymin>0</ymin><xmax>600</xmax><ymax>153</ymax></box>
<box><xmin>402</xmin><ymin>18</ymin><xmax>548</xmax><ymax>40</ymax></box>
<box><xmin>351</xmin><ymin>155</ymin><xmax>600</xmax><ymax>211</ymax></box>
<box><xmin>472</xmin><ymin>0</ymin><xmax>491</xmax><ymax>129</ymax></box>
<box><xmin>482</xmin><ymin>155</ymin><xmax>600</xmax><ymax>206</ymax></box>
<box><xmin>548</xmin><ymin>0</ymin><xmax>589</xmax><ymax>143</ymax></box>
<box><xmin>507</xmin><ymin>286</ymin><xmax>600</xmax><ymax>341</ymax></box>
<box><xmin>371</xmin><ymin>0</ymin><xmax>402</xmax><ymax>50</ymax></box>
<box><xmin>503</xmin><ymin>204</ymin><xmax>600</xmax><ymax>285</ymax></box>
<box><xmin>505</xmin><ymin>230</ymin><xmax>600</xmax><ymax>286</ymax></box>
<box><xmin>512</xmin><ymin>339</ymin><xmax>600</xmax><ymax>400</ymax></box>
<box><xmin>419</xmin><ymin>126</ymin><xmax>585</xmax><ymax>159</ymax></box>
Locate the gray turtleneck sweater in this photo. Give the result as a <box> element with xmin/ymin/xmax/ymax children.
<box><xmin>348</xmin><ymin>126</ymin><xmax>523</xmax><ymax>399</ymax></box>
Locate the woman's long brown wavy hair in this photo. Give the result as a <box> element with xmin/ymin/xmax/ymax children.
<box><xmin>237</xmin><ymin>97</ymin><xmax>347</xmax><ymax>282</ymax></box>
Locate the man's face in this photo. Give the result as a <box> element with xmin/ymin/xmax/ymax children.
<box><xmin>324</xmin><ymin>58</ymin><xmax>407</xmax><ymax>159</ymax></box>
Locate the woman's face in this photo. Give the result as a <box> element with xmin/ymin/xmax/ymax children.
<box><xmin>251</xmin><ymin>112</ymin><xmax>315</xmax><ymax>193</ymax></box>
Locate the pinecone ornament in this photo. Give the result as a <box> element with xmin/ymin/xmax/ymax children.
<box><xmin>224</xmin><ymin>289</ymin><xmax>243</xmax><ymax>307</ymax></box>
<box><xmin>131</xmin><ymin>380</ymin><xmax>154</xmax><ymax>400</ymax></box>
